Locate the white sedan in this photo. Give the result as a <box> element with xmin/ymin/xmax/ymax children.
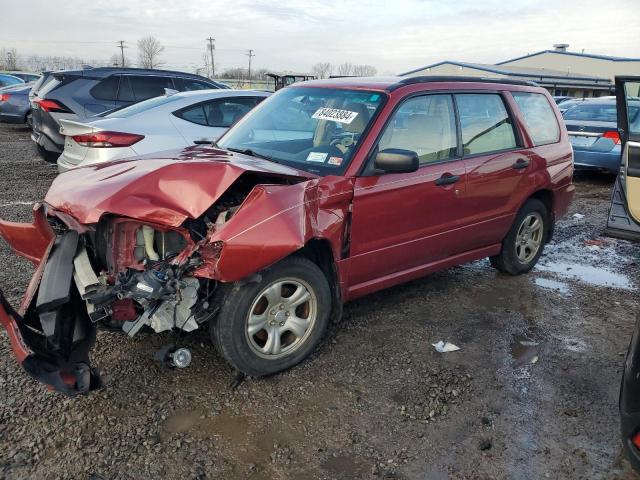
<box><xmin>57</xmin><ymin>89</ymin><xmax>270</xmax><ymax>172</ymax></box>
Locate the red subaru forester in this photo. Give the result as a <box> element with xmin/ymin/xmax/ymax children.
<box><xmin>0</xmin><ymin>76</ymin><xmax>573</xmax><ymax>395</ymax></box>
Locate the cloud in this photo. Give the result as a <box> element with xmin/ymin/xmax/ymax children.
<box><xmin>1</xmin><ymin>0</ymin><xmax>639</xmax><ymax>74</ymax></box>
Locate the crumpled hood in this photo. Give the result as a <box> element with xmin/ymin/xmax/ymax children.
<box><xmin>45</xmin><ymin>146</ymin><xmax>313</xmax><ymax>226</ymax></box>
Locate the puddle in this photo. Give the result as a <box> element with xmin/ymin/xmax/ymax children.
<box><xmin>511</xmin><ymin>336</ymin><xmax>540</xmax><ymax>368</ymax></box>
<box><xmin>534</xmin><ymin>277</ymin><xmax>570</xmax><ymax>295</ymax></box>
<box><xmin>535</xmin><ymin>262</ymin><xmax>633</xmax><ymax>290</ymax></box>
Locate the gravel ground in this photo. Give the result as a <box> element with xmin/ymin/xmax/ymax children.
<box><xmin>0</xmin><ymin>122</ymin><xmax>639</xmax><ymax>480</ymax></box>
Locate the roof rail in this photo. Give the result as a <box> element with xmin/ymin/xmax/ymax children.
<box><xmin>389</xmin><ymin>75</ymin><xmax>538</xmax><ymax>91</ymax></box>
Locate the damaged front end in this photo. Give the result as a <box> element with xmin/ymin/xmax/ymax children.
<box><xmin>0</xmin><ymin>205</ymin><xmax>226</xmax><ymax>395</ymax></box>
<box><xmin>0</xmin><ymin>206</ymin><xmax>102</xmax><ymax>395</ymax></box>
<box><xmin>0</xmin><ymin>169</ymin><xmax>304</xmax><ymax>395</ymax></box>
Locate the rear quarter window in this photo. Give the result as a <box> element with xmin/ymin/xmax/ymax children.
<box><xmin>173</xmin><ymin>78</ymin><xmax>215</xmax><ymax>91</ymax></box>
<box><xmin>129</xmin><ymin>76</ymin><xmax>175</xmax><ymax>101</ymax></box>
<box><xmin>512</xmin><ymin>92</ymin><xmax>560</xmax><ymax>145</ymax></box>
<box><xmin>90</xmin><ymin>75</ymin><xmax>120</xmax><ymax>101</ymax></box>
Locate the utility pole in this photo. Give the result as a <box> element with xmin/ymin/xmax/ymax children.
<box><xmin>246</xmin><ymin>49</ymin><xmax>255</xmax><ymax>87</ymax></box>
<box><xmin>206</xmin><ymin>37</ymin><xmax>215</xmax><ymax>78</ymax></box>
<box><xmin>117</xmin><ymin>40</ymin><xmax>126</xmax><ymax>67</ymax></box>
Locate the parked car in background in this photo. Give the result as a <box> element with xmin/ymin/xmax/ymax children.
<box><xmin>0</xmin><ymin>76</ymin><xmax>574</xmax><ymax>395</ymax></box>
<box><xmin>57</xmin><ymin>89</ymin><xmax>270</xmax><ymax>172</ymax></box>
<box><xmin>557</xmin><ymin>97</ymin><xmax>589</xmax><ymax>113</ymax></box>
<box><xmin>0</xmin><ymin>82</ymin><xmax>34</xmax><ymax>126</ymax></box>
<box><xmin>31</xmin><ymin>67</ymin><xmax>229</xmax><ymax>161</ymax></box>
<box><xmin>563</xmin><ymin>97</ymin><xmax>637</xmax><ymax>175</ymax></box>
<box><xmin>553</xmin><ymin>95</ymin><xmax>573</xmax><ymax>105</ymax></box>
<box><xmin>0</xmin><ymin>71</ymin><xmax>40</xmax><ymax>83</ymax></box>
<box><xmin>0</xmin><ymin>73</ymin><xmax>24</xmax><ymax>88</ymax></box>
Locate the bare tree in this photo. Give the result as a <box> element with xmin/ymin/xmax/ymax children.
<box><xmin>352</xmin><ymin>64</ymin><xmax>377</xmax><ymax>76</ymax></box>
<box><xmin>336</xmin><ymin>62</ymin><xmax>354</xmax><ymax>76</ymax></box>
<box><xmin>311</xmin><ymin>62</ymin><xmax>333</xmax><ymax>79</ymax></box>
<box><xmin>137</xmin><ymin>36</ymin><xmax>165</xmax><ymax>69</ymax></box>
<box><xmin>0</xmin><ymin>48</ymin><xmax>19</xmax><ymax>70</ymax></box>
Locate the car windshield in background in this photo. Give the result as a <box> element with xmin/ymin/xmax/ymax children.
<box><xmin>104</xmin><ymin>94</ymin><xmax>183</xmax><ymax>118</ymax></box>
<box><xmin>217</xmin><ymin>87</ymin><xmax>386</xmax><ymax>175</ymax></box>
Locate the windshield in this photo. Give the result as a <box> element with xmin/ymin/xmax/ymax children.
<box><xmin>104</xmin><ymin>94</ymin><xmax>182</xmax><ymax>118</ymax></box>
<box><xmin>217</xmin><ymin>87</ymin><xmax>386</xmax><ymax>175</ymax></box>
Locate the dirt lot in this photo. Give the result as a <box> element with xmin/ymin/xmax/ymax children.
<box><xmin>0</xmin><ymin>122</ymin><xmax>639</xmax><ymax>480</ymax></box>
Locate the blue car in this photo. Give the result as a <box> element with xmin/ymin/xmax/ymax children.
<box><xmin>0</xmin><ymin>82</ymin><xmax>34</xmax><ymax>125</ymax></box>
<box><xmin>0</xmin><ymin>73</ymin><xmax>24</xmax><ymax>88</ymax></box>
<box><xmin>563</xmin><ymin>98</ymin><xmax>639</xmax><ymax>175</ymax></box>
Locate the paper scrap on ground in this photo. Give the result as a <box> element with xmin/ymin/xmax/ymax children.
<box><xmin>432</xmin><ymin>341</ymin><xmax>460</xmax><ymax>353</ymax></box>
<box><xmin>573</xmin><ymin>213</ymin><xmax>585</xmax><ymax>219</ymax></box>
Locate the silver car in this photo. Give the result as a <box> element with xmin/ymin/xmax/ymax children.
<box><xmin>57</xmin><ymin>89</ymin><xmax>270</xmax><ymax>172</ymax></box>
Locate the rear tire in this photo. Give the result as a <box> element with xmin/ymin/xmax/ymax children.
<box><xmin>211</xmin><ymin>256</ymin><xmax>332</xmax><ymax>377</ymax></box>
<box><xmin>490</xmin><ymin>198</ymin><xmax>549</xmax><ymax>275</ymax></box>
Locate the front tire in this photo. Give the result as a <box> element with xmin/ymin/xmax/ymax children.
<box><xmin>490</xmin><ymin>198</ymin><xmax>549</xmax><ymax>275</ymax></box>
<box><xmin>211</xmin><ymin>256</ymin><xmax>332</xmax><ymax>377</ymax></box>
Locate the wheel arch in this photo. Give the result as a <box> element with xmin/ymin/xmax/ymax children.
<box><xmin>527</xmin><ymin>189</ymin><xmax>554</xmax><ymax>242</ymax></box>
<box><xmin>296</xmin><ymin>238</ymin><xmax>343</xmax><ymax>324</ymax></box>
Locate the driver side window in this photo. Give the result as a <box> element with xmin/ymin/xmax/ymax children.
<box><xmin>378</xmin><ymin>94</ymin><xmax>458</xmax><ymax>164</ymax></box>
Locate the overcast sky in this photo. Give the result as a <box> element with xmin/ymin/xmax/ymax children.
<box><xmin>2</xmin><ymin>0</ymin><xmax>640</xmax><ymax>75</ymax></box>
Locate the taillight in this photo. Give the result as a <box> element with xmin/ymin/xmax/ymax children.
<box><xmin>602</xmin><ymin>130</ymin><xmax>621</xmax><ymax>144</ymax></box>
<box><xmin>72</xmin><ymin>131</ymin><xmax>145</xmax><ymax>148</ymax></box>
<box><xmin>632</xmin><ymin>431</ymin><xmax>640</xmax><ymax>450</ymax></box>
<box><xmin>36</xmin><ymin>99</ymin><xmax>71</xmax><ymax>113</ymax></box>
<box><xmin>0</xmin><ymin>93</ymin><xmax>10</xmax><ymax>102</ymax></box>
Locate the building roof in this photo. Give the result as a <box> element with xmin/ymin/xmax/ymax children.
<box><xmin>399</xmin><ymin>61</ymin><xmax>610</xmax><ymax>83</ymax></box>
<box><xmin>496</xmin><ymin>49</ymin><xmax>640</xmax><ymax>64</ymax></box>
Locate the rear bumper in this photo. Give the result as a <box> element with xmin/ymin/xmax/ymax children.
<box><xmin>57</xmin><ymin>147</ymin><xmax>138</xmax><ymax>173</ymax></box>
<box><xmin>0</xmin><ymin>111</ymin><xmax>26</xmax><ymax>124</ymax></box>
<box><xmin>573</xmin><ymin>149</ymin><xmax>622</xmax><ymax>175</ymax></box>
<box><xmin>0</xmin><ymin>207</ymin><xmax>102</xmax><ymax>396</ymax></box>
<box><xmin>31</xmin><ymin>131</ymin><xmax>63</xmax><ymax>155</ymax></box>
<box><xmin>620</xmin><ymin>316</ymin><xmax>640</xmax><ymax>473</ymax></box>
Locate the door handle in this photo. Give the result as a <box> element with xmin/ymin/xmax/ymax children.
<box><xmin>512</xmin><ymin>158</ymin><xmax>530</xmax><ymax>170</ymax></box>
<box><xmin>435</xmin><ymin>174</ymin><xmax>460</xmax><ymax>186</ymax></box>
<box><xmin>193</xmin><ymin>139</ymin><xmax>213</xmax><ymax>145</ymax></box>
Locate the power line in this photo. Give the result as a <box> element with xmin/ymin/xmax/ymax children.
<box><xmin>206</xmin><ymin>37</ymin><xmax>215</xmax><ymax>78</ymax></box>
<box><xmin>246</xmin><ymin>49</ymin><xmax>255</xmax><ymax>86</ymax></box>
<box><xmin>116</xmin><ymin>40</ymin><xmax>127</xmax><ymax>67</ymax></box>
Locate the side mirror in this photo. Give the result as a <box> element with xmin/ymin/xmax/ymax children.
<box><xmin>374</xmin><ymin>149</ymin><xmax>420</xmax><ymax>173</ymax></box>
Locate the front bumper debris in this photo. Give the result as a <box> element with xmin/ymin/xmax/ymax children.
<box><xmin>0</xmin><ymin>208</ymin><xmax>102</xmax><ymax>396</ymax></box>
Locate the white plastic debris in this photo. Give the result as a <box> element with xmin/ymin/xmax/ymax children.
<box><xmin>573</xmin><ymin>213</ymin><xmax>585</xmax><ymax>219</ymax></box>
<box><xmin>432</xmin><ymin>341</ymin><xmax>460</xmax><ymax>353</ymax></box>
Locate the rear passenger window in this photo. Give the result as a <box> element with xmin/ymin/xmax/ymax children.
<box><xmin>177</xmin><ymin>105</ymin><xmax>208</xmax><ymax>126</ymax></box>
<box><xmin>206</xmin><ymin>97</ymin><xmax>262</xmax><ymax>127</ymax></box>
<box><xmin>176</xmin><ymin>97</ymin><xmax>263</xmax><ymax>128</ymax></box>
<box><xmin>90</xmin><ymin>75</ymin><xmax>120</xmax><ymax>101</ymax></box>
<box><xmin>378</xmin><ymin>94</ymin><xmax>458</xmax><ymax>164</ymax></box>
<box><xmin>512</xmin><ymin>92</ymin><xmax>560</xmax><ymax>145</ymax></box>
<box><xmin>455</xmin><ymin>94</ymin><xmax>517</xmax><ymax>155</ymax></box>
<box><xmin>129</xmin><ymin>76</ymin><xmax>175</xmax><ymax>101</ymax></box>
<box><xmin>117</xmin><ymin>76</ymin><xmax>135</xmax><ymax>102</ymax></box>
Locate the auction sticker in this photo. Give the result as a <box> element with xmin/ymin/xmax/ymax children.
<box><xmin>328</xmin><ymin>156</ymin><xmax>343</xmax><ymax>166</ymax></box>
<box><xmin>306</xmin><ymin>152</ymin><xmax>328</xmax><ymax>163</ymax></box>
<box><xmin>312</xmin><ymin>108</ymin><xmax>359</xmax><ymax>124</ymax></box>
